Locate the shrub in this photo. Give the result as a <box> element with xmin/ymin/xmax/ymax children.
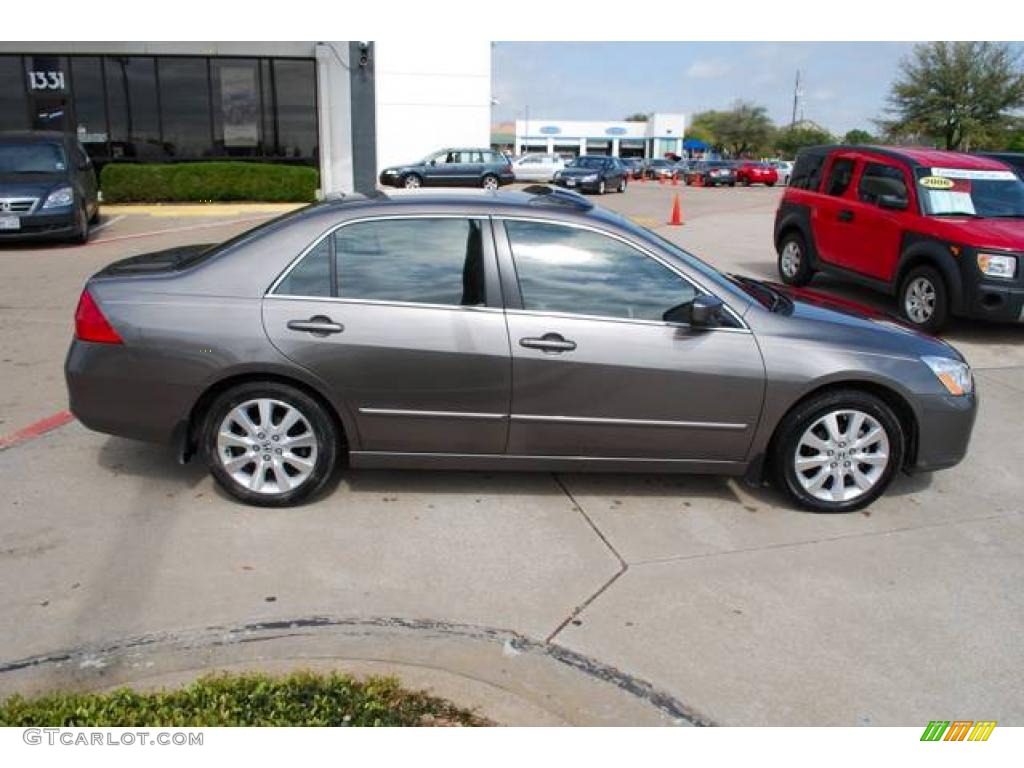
<box><xmin>101</xmin><ymin>162</ymin><xmax>318</xmax><ymax>204</ymax></box>
<box><xmin>0</xmin><ymin>672</ymin><xmax>487</xmax><ymax>727</ymax></box>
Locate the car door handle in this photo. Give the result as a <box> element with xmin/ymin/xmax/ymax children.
<box><xmin>520</xmin><ymin>333</ymin><xmax>577</xmax><ymax>353</ymax></box>
<box><xmin>838</xmin><ymin>209</ymin><xmax>855</xmax><ymax>222</ymax></box>
<box><xmin>287</xmin><ymin>316</ymin><xmax>344</xmax><ymax>336</ymax></box>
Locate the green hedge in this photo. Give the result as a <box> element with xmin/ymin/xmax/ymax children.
<box><xmin>100</xmin><ymin>162</ymin><xmax>318</xmax><ymax>203</ymax></box>
<box><xmin>0</xmin><ymin>672</ymin><xmax>487</xmax><ymax>727</ymax></box>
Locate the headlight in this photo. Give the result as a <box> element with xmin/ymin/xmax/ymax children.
<box><xmin>977</xmin><ymin>252</ymin><xmax>1016</xmax><ymax>279</ymax></box>
<box><xmin>921</xmin><ymin>356</ymin><xmax>973</xmax><ymax>396</ymax></box>
<box><xmin>582</xmin><ymin>173</ymin><xmax>598</xmax><ymax>182</ymax></box>
<box><xmin>552</xmin><ymin>171</ymin><xmax>561</xmax><ymax>180</ymax></box>
<box><xmin>42</xmin><ymin>186</ymin><xmax>74</xmax><ymax>208</ymax></box>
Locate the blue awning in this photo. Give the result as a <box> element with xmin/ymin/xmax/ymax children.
<box><xmin>683</xmin><ymin>138</ymin><xmax>710</xmax><ymax>150</ymax></box>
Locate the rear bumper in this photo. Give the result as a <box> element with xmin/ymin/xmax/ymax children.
<box><xmin>911</xmin><ymin>392</ymin><xmax>977</xmax><ymax>472</ymax></box>
<box><xmin>0</xmin><ymin>210</ymin><xmax>76</xmax><ymax>241</ymax></box>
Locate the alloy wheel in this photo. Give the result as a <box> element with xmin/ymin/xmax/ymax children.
<box><xmin>904</xmin><ymin>276</ymin><xmax>936</xmax><ymax>324</ymax></box>
<box><xmin>403</xmin><ymin>175</ymin><xmax>421</xmax><ymax>189</ymax></box>
<box><xmin>216</xmin><ymin>398</ymin><xmax>319</xmax><ymax>495</ymax></box>
<box><xmin>780</xmin><ymin>241</ymin><xmax>802</xmax><ymax>278</ymax></box>
<box><xmin>793</xmin><ymin>409</ymin><xmax>890</xmax><ymax>503</ymax></box>
<box><xmin>482</xmin><ymin>175</ymin><xmax>499</xmax><ymax>190</ymax></box>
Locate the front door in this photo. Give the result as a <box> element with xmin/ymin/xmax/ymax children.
<box><xmin>498</xmin><ymin>219</ymin><xmax>765</xmax><ymax>462</ymax></box>
<box><xmin>848</xmin><ymin>160</ymin><xmax>913</xmax><ymax>282</ymax></box>
<box><xmin>263</xmin><ymin>216</ymin><xmax>510</xmax><ymax>454</ymax></box>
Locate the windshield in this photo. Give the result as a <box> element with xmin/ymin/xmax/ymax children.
<box><xmin>569</xmin><ymin>156</ymin><xmax>606</xmax><ymax>169</ymax></box>
<box><xmin>0</xmin><ymin>142</ymin><xmax>67</xmax><ymax>174</ymax></box>
<box><xmin>915</xmin><ymin>167</ymin><xmax>1024</xmax><ymax>218</ymax></box>
<box><xmin>649</xmin><ymin>159</ymin><xmax>670</xmax><ymax>167</ymax></box>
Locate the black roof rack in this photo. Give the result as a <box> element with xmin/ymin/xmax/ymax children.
<box><xmin>521</xmin><ymin>184</ymin><xmax>594</xmax><ymax>211</ymax></box>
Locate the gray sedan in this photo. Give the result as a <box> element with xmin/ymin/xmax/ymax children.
<box><xmin>66</xmin><ymin>187</ymin><xmax>977</xmax><ymax>512</ymax></box>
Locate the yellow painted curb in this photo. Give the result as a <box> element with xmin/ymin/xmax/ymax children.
<box><xmin>100</xmin><ymin>203</ymin><xmax>306</xmax><ymax>218</ymax></box>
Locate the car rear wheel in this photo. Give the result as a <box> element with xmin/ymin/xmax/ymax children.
<box><xmin>899</xmin><ymin>265</ymin><xmax>949</xmax><ymax>333</ymax></box>
<box><xmin>201</xmin><ymin>381</ymin><xmax>338</xmax><ymax>507</ymax></box>
<box><xmin>777</xmin><ymin>231</ymin><xmax>813</xmax><ymax>286</ymax></box>
<box><xmin>773</xmin><ymin>389</ymin><xmax>904</xmax><ymax>513</ymax></box>
<box><xmin>402</xmin><ymin>174</ymin><xmax>422</xmax><ymax>189</ymax></box>
<box><xmin>481</xmin><ymin>174</ymin><xmax>499</xmax><ymax>191</ymax></box>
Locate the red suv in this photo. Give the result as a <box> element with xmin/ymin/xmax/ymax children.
<box><xmin>736</xmin><ymin>161</ymin><xmax>779</xmax><ymax>187</ymax></box>
<box><xmin>774</xmin><ymin>145</ymin><xmax>1024</xmax><ymax>332</ymax></box>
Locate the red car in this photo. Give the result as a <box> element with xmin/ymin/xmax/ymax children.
<box><xmin>736</xmin><ymin>161</ymin><xmax>779</xmax><ymax>186</ymax></box>
<box><xmin>774</xmin><ymin>145</ymin><xmax>1024</xmax><ymax>332</ymax></box>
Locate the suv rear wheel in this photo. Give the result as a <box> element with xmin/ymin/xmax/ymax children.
<box><xmin>773</xmin><ymin>389</ymin><xmax>904</xmax><ymax>513</ymax></box>
<box><xmin>777</xmin><ymin>231</ymin><xmax>813</xmax><ymax>286</ymax></box>
<box><xmin>899</xmin><ymin>265</ymin><xmax>949</xmax><ymax>333</ymax></box>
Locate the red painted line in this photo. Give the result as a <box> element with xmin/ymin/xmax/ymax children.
<box><xmin>89</xmin><ymin>213</ymin><xmax>277</xmax><ymax>246</ymax></box>
<box><xmin>0</xmin><ymin>410</ymin><xmax>75</xmax><ymax>451</ymax></box>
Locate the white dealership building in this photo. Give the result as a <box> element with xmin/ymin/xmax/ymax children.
<box><xmin>514</xmin><ymin>113</ymin><xmax>687</xmax><ymax>158</ymax></box>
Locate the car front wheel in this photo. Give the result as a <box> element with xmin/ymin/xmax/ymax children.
<box><xmin>773</xmin><ymin>389</ymin><xmax>904</xmax><ymax>513</ymax></box>
<box><xmin>777</xmin><ymin>231</ymin><xmax>814</xmax><ymax>286</ymax></box>
<box><xmin>201</xmin><ymin>381</ymin><xmax>339</xmax><ymax>507</ymax></box>
<box><xmin>618</xmin><ymin>177</ymin><xmax>627</xmax><ymax>192</ymax></box>
<box><xmin>899</xmin><ymin>265</ymin><xmax>949</xmax><ymax>333</ymax></box>
<box><xmin>402</xmin><ymin>174</ymin><xmax>422</xmax><ymax>189</ymax></box>
<box><xmin>597</xmin><ymin>180</ymin><xmax>606</xmax><ymax>194</ymax></box>
<box><xmin>69</xmin><ymin>204</ymin><xmax>89</xmax><ymax>245</ymax></box>
<box><xmin>481</xmin><ymin>174</ymin><xmax>500</xmax><ymax>190</ymax></box>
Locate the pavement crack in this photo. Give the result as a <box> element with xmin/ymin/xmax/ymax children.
<box><xmin>546</xmin><ymin>474</ymin><xmax>628</xmax><ymax>644</ymax></box>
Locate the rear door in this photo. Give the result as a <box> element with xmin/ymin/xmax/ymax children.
<box><xmin>453</xmin><ymin>150</ymin><xmax>485</xmax><ymax>185</ymax></box>
<box><xmin>810</xmin><ymin>152</ymin><xmax>860</xmax><ymax>269</ymax></box>
<box><xmin>847</xmin><ymin>160</ymin><xmax>914</xmax><ymax>282</ymax></box>
<box><xmin>263</xmin><ymin>215</ymin><xmax>511</xmax><ymax>454</ymax></box>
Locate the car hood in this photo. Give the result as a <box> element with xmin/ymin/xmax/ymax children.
<box><xmin>0</xmin><ymin>175</ymin><xmax>66</xmax><ymax>198</ymax></box>
<box><xmin>766</xmin><ymin>282</ymin><xmax>964</xmax><ymax>361</ymax></box>
<box><xmin>927</xmin><ymin>216</ymin><xmax>1024</xmax><ymax>251</ymax></box>
<box><xmin>560</xmin><ymin>167</ymin><xmax>603</xmax><ymax>177</ymax></box>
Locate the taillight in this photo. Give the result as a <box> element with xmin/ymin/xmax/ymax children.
<box><xmin>74</xmin><ymin>289</ymin><xmax>123</xmax><ymax>344</ymax></box>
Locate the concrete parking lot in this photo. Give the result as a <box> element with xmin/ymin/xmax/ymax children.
<box><xmin>1</xmin><ymin>186</ymin><xmax>1022</xmax><ymax>725</ymax></box>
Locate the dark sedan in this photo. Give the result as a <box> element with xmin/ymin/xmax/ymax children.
<box><xmin>0</xmin><ymin>131</ymin><xmax>99</xmax><ymax>244</ymax></box>
<box><xmin>67</xmin><ymin>187</ymin><xmax>976</xmax><ymax>512</ymax></box>
<box><xmin>378</xmin><ymin>148</ymin><xmax>514</xmax><ymax>190</ymax></box>
<box><xmin>687</xmin><ymin>160</ymin><xmax>738</xmax><ymax>187</ymax></box>
<box><xmin>643</xmin><ymin>158</ymin><xmax>675</xmax><ymax>180</ymax></box>
<box><xmin>553</xmin><ymin>156</ymin><xmax>628</xmax><ymax>194</ymax></box>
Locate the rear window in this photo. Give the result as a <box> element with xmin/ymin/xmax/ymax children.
<box><xmin>789</xmin><ymin>153</ymin><xmax>826</xmax><ymax>190</ymax></box>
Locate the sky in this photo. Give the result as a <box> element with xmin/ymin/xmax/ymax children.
<box><xmin>491</xmin><ymin>42</ymin><xmax>924</xmax><ymax>136</ymax></box>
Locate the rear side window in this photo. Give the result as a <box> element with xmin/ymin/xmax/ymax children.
<box><xmin>825</xmin><ymin>158</ymin><xmax>856</xmax><ymax>197</ymax></box>
<box><xmin>504</xmin><ymin>220</ymin><xmax>696</xmax><ymax>322</ymax></box>
<box><xmin>273</xmin><ymin>217</ymin><xmax>486</xmax><ymax>307</ymax></box>
<box><xmin>858</xmin><ymin>162</ymin><xmax>909</xmax><ymax>205</ymax></box>
<box><xmin>789</xmin><ymin>153</ymin><xmax>825</xmax><ymax>190</ymax></box>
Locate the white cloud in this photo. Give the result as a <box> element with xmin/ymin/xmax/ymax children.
<box><xmin>685</xmin><ymin>59</ymin><xmax>732</xmax><ymax>79</ymax></box>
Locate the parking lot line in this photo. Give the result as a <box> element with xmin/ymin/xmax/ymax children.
<box><xmin>0</xmin><ymin>410</ymin><xmax>74</xmax><ymax>451</ymax></box>
<box><xmin>90</xmin><ymin>213</ymin><xmax>279</xmax><ymax>246</ymax></box>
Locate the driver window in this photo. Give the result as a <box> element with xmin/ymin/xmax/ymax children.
<box><xmin>504</xmin><ymin>220</ymin><xmax>698</xmax><ymax>323</ymax></box>
<box><xmin>857</xmin><ymin>162</ymin><xmax>908</xmax><ymax>205</ymax></box>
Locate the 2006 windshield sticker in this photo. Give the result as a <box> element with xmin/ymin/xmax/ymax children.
<box><xmin>919</xmin><ymin>176</ymin><xmax>955</xmax><ymax>190</ymax></box>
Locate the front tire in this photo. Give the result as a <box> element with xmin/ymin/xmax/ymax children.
<box><xmin>618</xmin><ymin>177</ymin><xmax>627</xmax><ymax>193</ymax></box>
<box><xmin>402</xmin><ymin>174</ymin><xmax>422</xmax><ymax>189</ymax></box>
<box><xmin>481</xmin><ymin>174</ymin><xmax>499</xmax><ymax>191</ymax></box>
<box><xmin>69</xmin><ymin>204</ymin><xmax>89</xmax><ymax>245</ymax></box>
<box><xmin>201</xmin><ymin>381</ymin><xmax>339</xmax><ymax>507</ymax></box>
<box><xmin>773</xmin><ymin>389</ymin><xmax>904</xmax><ymax>513</ymax></box>
<box><xmin>777</xmin><ymin>231</ymin><xmax>814</xmax><ymax>286</ymax></box>
<box><xmin>899</xmin><ymin>265</ymin><xmax>949</xmax><ymax>334</ymax></box>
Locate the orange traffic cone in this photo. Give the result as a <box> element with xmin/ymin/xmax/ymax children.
<box><xmin>669</xmin><ymin>194</ymin><xmax>683</xmax><ymax>226</ymax></box>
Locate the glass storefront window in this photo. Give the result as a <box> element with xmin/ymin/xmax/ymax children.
<box><xmin>211</xmin><ymin>58</ymin><xmax>262</xmax><ymax>157</ymax></box>
<box><xmin>70</xmin><ymin>57</ymin><xmax>107</xmax><ymax>158</ymax></box>
<box><xmin>105</xmin><ymin>56</ymin><xmax>161</xmax><ymax>160</ymax></box>
<box><xmin>0</xmin><ymin>56</ymin><xmax>28</xmax><ymax>131</ymax></box>
<box><xmin>158</xmin><ymin>57</ymin><xmax>213</xmax><ymax>159</ymax></box>
<box><xmin>273</xmin><ymin>59</ymin><xmax>317</xmax><ymax>159</ymax></box>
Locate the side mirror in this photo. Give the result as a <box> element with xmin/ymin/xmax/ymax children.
<box><xmin>878</xmin><ymin>194</ymin><xmax>908</xmax><ymax>211</ymax></box>
<box><xmin>662</xmin><ymin>294</ymin><xmax>725</xmax><ymax>327</ymax></box>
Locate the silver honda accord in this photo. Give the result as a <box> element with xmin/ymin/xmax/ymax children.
<box><xmin>65</xmin><ymin>187</ymin><xmax>977</xmax><ymax>512</ymax></box>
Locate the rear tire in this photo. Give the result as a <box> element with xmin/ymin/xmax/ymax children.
<box><xmin>201</xmin><ymin>381</ymin><xmax>339</xmax><ymax>507</ymax></box>
<box><xmin>772</xmin><ymin>389</ymin><xmax>904</xmax><ymax>513</ymax></box>
<box><xmin>899</xmin><ymin>265</ymin><xmax>949</xmax><ymax>334</ymax></box>
<box><xmin>777</xmin><ymin>231</ymin><xmax>814</xmax><ymax>286</ymax></box>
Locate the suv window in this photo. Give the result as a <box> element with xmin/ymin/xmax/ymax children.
<box><xmin>275</xmin><ymin>218</ymin><xmax>486</xmax><ymax>306</ymax></box>
<box><xmin>455</xmin><ymin>151</ymin><xmax>483</xmax><ymax>163</ymax></box>
<box><xmin>789</xmin><ymin>153</ymin><xmax>825</xmax><ymax>190</ymax></box>
<box><xmin>825</xmin><ymin>157</ymin><xmax>856</xmax><ymax>196</ymax></box>
<box><xmin>483</xmin><ymin>151</ymin><xmax>507</xmax><ymax>164</ymax></box>
<box><xmin>858</xmin><ymin>162</ymin><xmax>908</xmax><ymax>205</ymax></box>
<box><xmin>504</xmin><ymin>220</ymin><xmax>696</xmax><ymax>322</ymax></box>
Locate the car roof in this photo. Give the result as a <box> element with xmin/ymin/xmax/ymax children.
<box><xmin>0</xmin><ymin>130</ymin><xmax>69</xmax><ymax>144</ymax></box>
<box><xmin>802</xmin><ymin>144</ymin><xmax>1011</xmax><ymax>171</ymax></box>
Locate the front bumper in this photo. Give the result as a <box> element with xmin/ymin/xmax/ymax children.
<box><xmin>911</xmin><ymin>392</ymin><xmax>978</xmax><ymax>472</ymax></box>
<box><xmin>378</xmin><ymin>172</ymin><xmax>403</xmax><ymax>187</ymax></box>
<box><xmin>554</xmin><ymin>177</ymin><xmax>602</xmax><ymax>192</ymax></box>
<box><xmin>956</xmin><ymin>253</ymin><xmax>1024</xmax><ymax>322</ymax></box>
<box><xmin>0</xmin><ymin>209</ymin><xmax>76</xmax><ymax>241</ymax></box>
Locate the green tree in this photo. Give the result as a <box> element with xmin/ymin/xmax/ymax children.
<box><xmin>881</xmin><ymin>41</ymin><xmax>1024</xmax><ymax>150</ymax></box>
<box><xmin>623</xmin><ymin>113</ymin><xmax>649</xmax><ymax>122</ymax></box>
<box><xmin>691</xmin><ymin>101</ymin><xmax>774</xmax><ymax>157</ymax></box>
<box><xmin>774</xmin><ymin>125</ymin><xmax>835</xmax><ymax>157</ymax></box>
<box><xmin>843</xmin><ymin>128</ymin><xmax>876</xmax><ymax>145</ymax></box>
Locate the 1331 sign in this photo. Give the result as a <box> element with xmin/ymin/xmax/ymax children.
<box><xmin>28</xmin><ymin>71</ymin><xmax>66</xmax><ymax>91</ymax></box>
